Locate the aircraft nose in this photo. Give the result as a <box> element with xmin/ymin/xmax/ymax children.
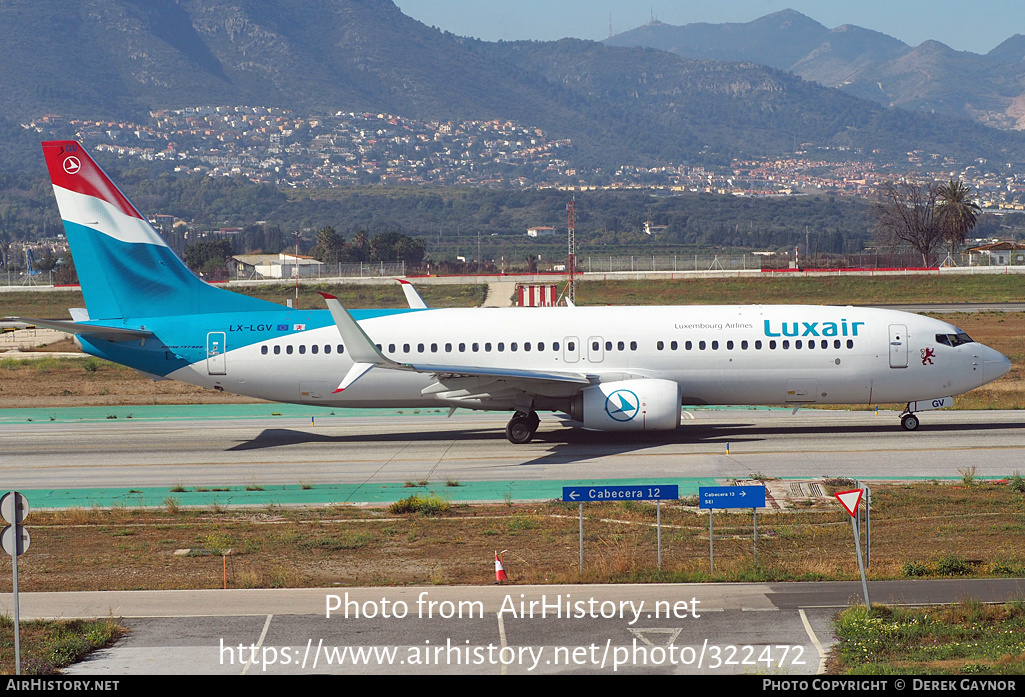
<box><xmin>983</xmin><ymin>348</ymin><xmax>1011</xmax><ymax>383</ymax></box>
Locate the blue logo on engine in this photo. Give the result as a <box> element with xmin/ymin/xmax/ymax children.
<box><xmin>605</xmin><ymin>389</ymin><xmax>640</xmax><ymax>422</ymax></box>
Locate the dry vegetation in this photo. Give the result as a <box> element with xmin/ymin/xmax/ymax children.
<box><xmin>3</xmin><ymin>481</ymin><xmax>1022</xmax><ymax>592</ymax></box>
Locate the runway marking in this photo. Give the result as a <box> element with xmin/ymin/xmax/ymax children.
<box><xmin>799</xmin><ymin>608</ymin><xmax>828</xmax><ymax>675</ymax></box>
<box><xmin>496</xmin><ymin>607</ymin><xmax>509</xmax><ymax>677</ymax></box>
<box><xmin>241</xmin><ymin>613</ymin><xmax>274</xmax><ymax>676</ymax></box>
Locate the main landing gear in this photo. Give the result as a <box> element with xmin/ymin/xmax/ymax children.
<box><xmin>506</xmin><ymin>410</ymin><xmax>541</xmax><ymax>444</ymax></box>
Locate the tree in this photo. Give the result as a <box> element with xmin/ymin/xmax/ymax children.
<box><xmin>310</xmin><ymin>226</ymin><xmax>345</xmax><ymax>263</ymax></box>
<box><xmin>184</xmin><ymin>239</ymin><xmax>233</xmax><ymax>276</ymax></box>
<box><xmin>935</xmin><ymin>179</ymin><xmax>981</xmax><ymax>260</ymax></box>
<box><xmin>874</xmin><ymin>177</ymin><xmax>943</xmax><ymax>266</ymax></box>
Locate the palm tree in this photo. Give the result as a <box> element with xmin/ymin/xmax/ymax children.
<box><xmin>935</xmin><ymin>179</ymin><xmax>981</xmax><ymax>264</ymax></box>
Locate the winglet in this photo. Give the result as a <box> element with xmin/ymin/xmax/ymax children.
<box><xmin>397</xmin><ymin>279</ymin><xmax>428</xmax><ymax>309</ymax></box>
<box><xmin>318</xmin><ymin>292</ymin><xmax>405</xmax><ymax>391</ymax></box>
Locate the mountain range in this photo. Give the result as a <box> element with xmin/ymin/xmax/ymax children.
<box><xmin>2</xmin><ymin>0</ymin><xmax>1025</xmax><ymax>175</ymax></box>
<box><xmin>606</xmin><ymin>9</ymin><xmax>1025</xmax><ymax>131</ymax></box>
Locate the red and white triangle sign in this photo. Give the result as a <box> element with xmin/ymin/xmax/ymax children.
<box><xmin>835</xmin><ymin>489</ymin><xmax>863</xmax><ymax>517</ymax></box>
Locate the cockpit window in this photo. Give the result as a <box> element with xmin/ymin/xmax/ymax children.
<box><xmin>935</xmin><ymin>332</ymin><xmax>974</xmax><ymax>347</ymax></box>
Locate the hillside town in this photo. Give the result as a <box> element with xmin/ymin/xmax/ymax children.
<box><xmin>21</xmin><ymin>106</ymin><xmax>1025</xmax><ymax>210</ymax></box>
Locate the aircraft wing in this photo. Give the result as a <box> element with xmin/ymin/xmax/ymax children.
<box><xmin>8</xmin><ymin>317</ymin><xmax>153</xmax><ymax>341</ymax></box>
<box><xmin>318</xmin><ymin>293</ymin><xmax>593</xmax><ymax>394</ymax></box>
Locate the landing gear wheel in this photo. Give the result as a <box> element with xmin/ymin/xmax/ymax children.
<box><xmin>901</xmin><ymin>413</ymin><xmax>920</xmax><ymax>431</ymax></box>
<box><xmin>506</xmin><ymin>412</ymin><xmax>539</xmax><ymax>444</ymax></box>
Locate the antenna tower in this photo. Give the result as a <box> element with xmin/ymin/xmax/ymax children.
<box><xmin>567</xmin><ymin>198</ymin><xmax>576</xmax><ymax>304</ymax></box>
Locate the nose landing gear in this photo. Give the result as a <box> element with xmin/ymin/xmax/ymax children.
<box><xmin>506</xmin><ymin>410</ymin><xmax>541</xmax><ymax>444</ymax></box>
<box><xmin>900</xmin><ymin>411</ymin><xmax>920</xmax><ymax>431</ymax></box>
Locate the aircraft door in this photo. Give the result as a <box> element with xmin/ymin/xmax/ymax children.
<box><xmin>587</xmin><ymin>336</ymin><xmax>604</xmax><ymax>363</ymax></box>
<box><xmin>889</xmin><ymin>324</ymin><xmax>908</xmax><ymax>368</ymax></box>
<box><xmin>206</xmin><ymin>332</ymin><xmax>227</xmax><ymax>375</ymax></box>
<box><xmin>564</xmin><ymin>336</ymin><xmax>580</xmax><ymax>363</ymax></box>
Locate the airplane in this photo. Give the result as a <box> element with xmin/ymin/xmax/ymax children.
<box><xmin>15</xmin><ymin>140</ymin><xmax>1012</xmax><ymax>443</ymax></box>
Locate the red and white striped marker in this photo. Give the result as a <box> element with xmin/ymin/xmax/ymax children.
<box><xmin>494</xmin><ymin>551</ymin><xmax>508</xmax><ymax>583</ymax></box>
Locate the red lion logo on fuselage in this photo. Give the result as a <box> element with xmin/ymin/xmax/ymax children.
<box><xmin>921</xmin><ymin>348</ymin><xmax>935</xmax><ymax>365</ymax></box>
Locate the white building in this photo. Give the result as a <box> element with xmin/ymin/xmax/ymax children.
<box><xmin>233</xmin><ymin>253</ymin><xmax>324</xmax><ymax>279</ymax></box>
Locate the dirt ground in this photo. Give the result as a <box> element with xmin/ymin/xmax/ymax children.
<box><xmin>3</xmin><ymin>483</ymin><xmax>1023</xmax><ymax>592</ymax></box>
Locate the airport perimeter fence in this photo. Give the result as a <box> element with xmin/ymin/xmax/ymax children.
<box><xmin>578</xmin><ymin>252</ymin><xmax>1025</xmax><ymax>274</ymax></box>
<box><xmin>4</xmin><ymin>252</ymin><xmax>1024</xmax><ymax>288</ymax></box>
<box><xmin>235</xmin><ymin>261</ymin><xmax>409</xmax><ymax>281</ymax></box>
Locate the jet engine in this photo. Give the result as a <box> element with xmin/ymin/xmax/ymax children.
<box><xmin>570</xmin><ymin>379</ymin><xmax>681</xmax><ymax>432</ymax></box>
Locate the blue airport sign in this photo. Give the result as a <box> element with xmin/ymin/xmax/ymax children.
<box><xmin>699</xmin><ymin>486</ymin><xmax>766</xmax><ymax>509</ymax></box>
<box><xmin>563</xmin><ymin>485</ymin><xmax>679</xmax><ymax>503</ymax></box>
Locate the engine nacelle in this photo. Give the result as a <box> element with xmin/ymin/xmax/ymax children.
<box><xmin>570</xmin><ymin>379</ymin><xmax>682</xmax><ymax>432</ymax></box>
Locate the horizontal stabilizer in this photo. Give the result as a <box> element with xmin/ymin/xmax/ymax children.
<box><xmin>9</xmin><ymin>317</ymin><xmax>152</xmax><ymax>341</ymax></box>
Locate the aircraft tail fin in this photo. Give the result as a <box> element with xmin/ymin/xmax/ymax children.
<box><xmin>41</xmin><ymin>141</ymin><xmax>281</xmax><ymax>319</ymax></box>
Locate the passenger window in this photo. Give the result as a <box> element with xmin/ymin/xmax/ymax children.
<box><xmin>286</xmin><ymin>345</ymin><xmax>294</xmax><ymax>355</ymax></box>
<box><xmin>553</xmin><ymin>342</ymin><xmax>559</xmax><ymax>351</ymax></box>
<box><xmin>485</xmin><ymin>342</ymin><xmax>492</xmax><ymax>352</ymax></box>
<box><xmin>472</xmin><ymin>343</ymin><xmax>479</xmax><ymax>352</ymax></box>
<box><xmin>769</xmin><ymin>340</ymin><xmax>776</xmax><ymax>349</ymax></box>
<box><xmin>605</xmin><ymin>341</ymin><xmax>612</xmax><ymax>351</ymax></box>
<box><xmin>524</xmin><ymin>343</ymin><xmax>531</xmax><ymax>352</ymax></box>
<box><xmin>445</xmin><ymin>343</ymin><xmax>452</xmax><ymax>352</ymax></box>
<box><xmin>726</xmin><ymin>341</ymin><xmax>734</xmax><ymax>350</ymax></box>
<box><xmin>417</xmin><ymin>343</ymin><xmax>424</xmax><ymax>353</ymax></box>
<box><xmin>782</xmin><ymin>340</ymin><xmax>789</xmax><ymax>349</ymax></box>
<box><xmin>711</xmin><ymin>341</ymin><xmax>719</xmax><ymax>350</ymax></box>
<box><xmin>595</xmin><ymin>341</ymin><xmax>603</xmax><ymax>351</ymax></box>
<box><xmin>671</xmin><ymin>341</ymin><xmax>678</xmax><ymax>350</ymax></box>
<box><xmin>630</xmin><ymin>341</ymin><xmax>637</xmax><ymax>351</ymax></box>
<box><xmin>846</xmin><ymin>340</ymin><xmax>854</xmax><ymax>349</ymax></box>
<box><xmin>567</xmin><ymin>341</ymin><xmax>575</xmax><ymax>351</ymax></box>
<box><xmin>685</xmin><ymin>341</ymin><xmax>692</xmax><ymax>350</ymax></box>
<box><xmin>338</xmin><ymin>345</ymin><xmax>345</xmax><ymax>354</ymax></box>
<box><xmin>821</xmin><ymin>340</ymin><xmax>828</xmax><ymax>349</ymax></box>
<box><xmin>389</xmin><ymin>343</ymin><xmax>396</xmax><ymax>353</ymax></box>
<box><xmin>325</xmin><ymin>345</ymin><xmax>332</xmax><ymax>354</ymax></box>
<box><xmin>511</xmin><ymin>343</ymin><xmax>518</xmax><ymax>351</ymax></box>
<box><xmin>298</xmin><ymin>345</ymin><xmax>306</xmax><ymax>354</ymax></box>
<box><xmin>274</xmin><ymin>345</ymin><xmax>281</xmax><ymax>355</ymax></box>
<box><xmin>261</xmin><ymin>346</ymin><xmax>268</xmax><ymax>355</ymax></box>
<box><xmin>699</xmin><ymin>341</ymin><xmax>706</xmax><ymax>350</ymax></box>
<box><xmin>498</xmin><ymin>343</ymin><xmax>505</xmax><ymax>352</ymax></box>
<box><xmin>796</xmin><ymin>340</ymin><xmax>803</xmax><ymax>349</ymax></box>
<box><xmin>311</xmin><ymin>345</ymin><xmax>318</xmax><ymax>354</ymax></box>
<box><xmin>742</xmin><ymin>340</ymin><xmax>748</xmax><ymax>350</ymax></box>
<box><xmin>833</xmin><ymin>340</ymin><xmax>841</xmax><ymax>349</ymax></box>
<box><xmin>431</xmin><ymin>343</ymin><xmax>437</xmax><ymax>352</ymax></box>
<box><xmin>459</xmin><ymin>343</ymin><xmax>466</xmax><ymax>352</ymax></box>
<box><xmin>618</xmin><ymin>341</ymin><xmax>625</xmax><ymax>351</ymax></box>
<box><xmin>403</xmin><ymin>343</ymin><xmax>410</xmax><ymax>353</ymax></box>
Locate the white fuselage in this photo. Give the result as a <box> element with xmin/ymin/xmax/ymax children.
<box><xmin>166</xmin><ymin>305</ymin><xmax>1010</xmax><ymax>412</ymax></box>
